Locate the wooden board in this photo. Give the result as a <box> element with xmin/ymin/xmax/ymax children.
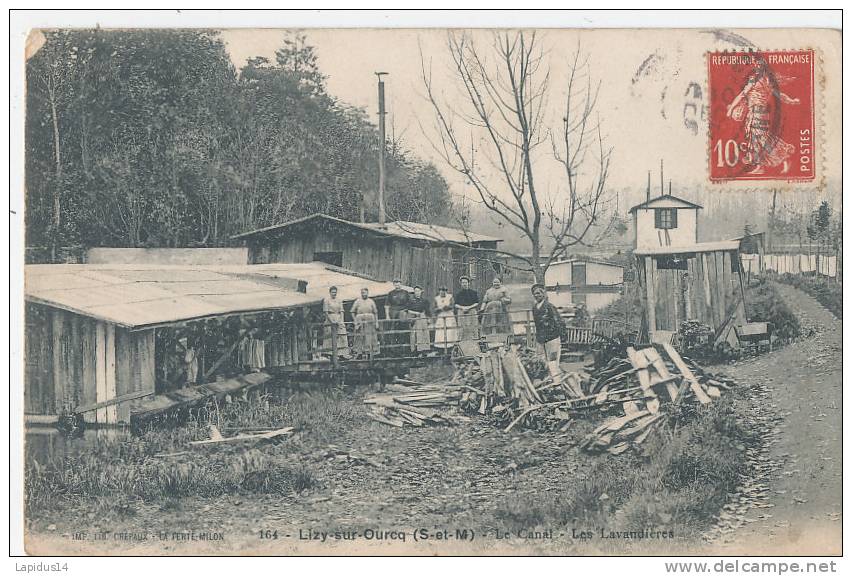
<box><xmin>138</xmin><ymin>330</ymin><xmax>156</xmax><ymax>395</ymax></box>
<box><xmin>80</xmin><ymin>318</ymin><xmax>97</xmax><ymax>424</ymax></box>
<box><xmin>662</xmin><ymin>342</ymin><xmax>711</xmax><ymax>404</ymax></box>
<box><xmin>703</xmin><ymin>253</ymin><xmax>718</xmax><ymax>330</ymax></box>
<box><xmin>51</xmin><ymin>311</ymin><xmax>65</xmax><ymax>414</ymax></box>
<box><xmin>700</xmin><ymin>253</ymin><xmax>712</xmax><ymax>327</ymax></box>
<box><xmin>69</xmin><ymin>315</ymin><xmax>82</xmax><ymax>410</ymax></box>
<box><xmin>105</xmin><ymin>323</ymin><xmax>118</xmax><ymax>424</ymax></box>
<box><xmin>686</xmin><ymin>258</ymin><xmax>696</xmax><ymax>320</ymax></box>
<box><xmin>115</xmin><ymin>328</ymin><xmax>133</xmax><ymax>400</ymax></box>
<box><xmin>714</xmin><ymin>251</ymin><xmax>726</xmax><ymax>328</ymax></box>
<box><xmin>655</xmin><ymin>267</ymin><xmax>666</xmax><ymax>331</ymax></box>
<box><xmin>95</xmin><ymin>322</ymin><xmax>107</xmax><ymax>424</ymax></box>
<box><xmin>642</xmin><ymin>347</ymin><xmax>679</xmax><ymax>401</ymax></box>
<box><xmin>722</xmin><ymin>251</ymin><xmax>733</xmax><ymax>312</ymax></box>
<box><xmin>644</xmin><ymin>257</ymin><xmax>656</xmax><ymax>332</ymax></box>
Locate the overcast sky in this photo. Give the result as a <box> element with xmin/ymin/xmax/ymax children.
<box><xmin>219</xmin><ymin>28</ymin><xmax>841</xmax><ymax>214</ymax></box>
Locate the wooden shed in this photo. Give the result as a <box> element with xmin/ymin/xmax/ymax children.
<box><xmin>232</xmin><ymin>214</ymin><xmax>504</xmax><ymax>298</ymax></box>
<box><xmin>635</xmin><ymin>239</ymin><xmax>748</xmax><ymax>342</ymax></box>
<box><xmin>544</xmin><ymin>258</ymin><xmax>625</xmax><ymax>289</ymax></box>
<box><xmin>24</xmin><ymin>262</ymin><xmax>395</xmax><ymax>425</ymax></box>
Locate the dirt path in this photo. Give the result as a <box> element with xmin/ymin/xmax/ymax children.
<box><xmin>713</xmin><ymin>282</ymin><xmax>842</xmax><ymax>554</ymax></box>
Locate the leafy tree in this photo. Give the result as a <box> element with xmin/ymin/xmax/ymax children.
<box><xmin>25</xmin><ymin>30</ymin><xmax>451</xmax><ymax>258</ymax></box>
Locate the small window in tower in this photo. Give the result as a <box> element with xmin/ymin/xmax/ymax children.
<box><xmin>654</xmin><ymin>208</ymin><xmax>678</xmax><ymax>230</ymax></box>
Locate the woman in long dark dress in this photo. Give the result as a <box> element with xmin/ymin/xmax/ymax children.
<box><xmin>454</xmin><ymin>275</ymin><xmax>480</xmax><ymax>341</ymax></box>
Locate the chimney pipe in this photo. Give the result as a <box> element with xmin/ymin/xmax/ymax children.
<box><xmin>660</xmin><ymin>158</ymin><xmax>664</xmax><ymax>196</ymax></box>
<box><xmin>376</xmin><ymin>72</ymin><xmax>388</xmax><ymax>228</ymax></box>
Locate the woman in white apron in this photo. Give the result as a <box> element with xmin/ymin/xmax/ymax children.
<box><xmin>322</xmin><ymin>286</ymin><xmax>350</xmax><ymax>359</ymax></box>
<box><xmin>350</xmin><ymin>288</ymin><xmax>380</xmax><ymax>357</ymax></box>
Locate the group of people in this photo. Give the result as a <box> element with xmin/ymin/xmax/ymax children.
<box><xmin>321</xmin><ymin>275</ymin><xmax>518</xmax><ymax>359</ymax></box>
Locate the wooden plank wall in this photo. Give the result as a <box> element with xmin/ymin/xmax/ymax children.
<box><xmin>640</xmin><ymin>250</ymin><xmax>745</xmax><ymax>334</ymax></box>
<box><xmin>24</xmin><ymin>304</ymin><xmax>155</xmax><ymax>424</ymax></box>
<box><xmin>250</xmin><ymin>225</ymin><xmax>499</xmax><ymax>301</ymax></box>
<box><xmin>24</xmin><ymin>304</ymin><xmax>53</xmax><ymax>415</ymax></box>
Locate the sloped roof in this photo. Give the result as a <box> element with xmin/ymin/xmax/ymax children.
<box><xmin>231</xmin><ymin>213</ymin><xmax>501</xmax><ymax>245</ymax></box>
<box><xmin>628</xmin><ymin>194</ymin><xmax>703</xmax><ymax>213</ymax></box>
<box><xmin>25</xmin><ymin>262</ymin><xmax>396</xmax><ymax>329</ymax></box>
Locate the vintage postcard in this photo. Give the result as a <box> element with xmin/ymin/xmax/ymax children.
<box><xmin>13</xmin><ymin>15</ymin><xmax>843</xmax><ymax>560</ymax></box>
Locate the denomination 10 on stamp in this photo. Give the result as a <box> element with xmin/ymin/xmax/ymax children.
<box><xmin>708</xmin><ymin>50</ymin><xmax>815</xmax><ymax>182</ymax></box>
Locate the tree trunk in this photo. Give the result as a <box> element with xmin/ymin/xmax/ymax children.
<box><xmin>530</xmin><ymin>239</ymin><xmax>545</xmax><ymax>284</ymax></box>
<box><xmin>49</xmin><ymin>89</ymin><xmax>62</xmax><ymax>262</ymax></box>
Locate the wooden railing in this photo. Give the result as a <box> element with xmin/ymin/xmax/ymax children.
<box><xmin>298</xmin><ymin>311</ymin><xmax>633</xmax><ymax>367</ymax></box>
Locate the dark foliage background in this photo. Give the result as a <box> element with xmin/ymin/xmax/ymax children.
<box><xmin>26</xmin><ymin>30</ymin><xmax>451</xmax><ymax>257</ymax></box>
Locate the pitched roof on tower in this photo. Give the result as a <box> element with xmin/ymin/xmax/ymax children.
<box><xmin>628</xmin><ymin>194</ymin><xmax>703</xmax><ymax>214</ymax></box>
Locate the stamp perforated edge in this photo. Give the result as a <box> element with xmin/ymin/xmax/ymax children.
<box><xmin>703</xmin><ymin>48</ymin><xmax>827</xmax><ymax>192</ymax></box>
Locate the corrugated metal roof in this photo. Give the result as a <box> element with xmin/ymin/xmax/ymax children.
<box><xmin>25</xmin><ymin>262</ymin><xmax>396</xmax><ymax>329</ymax></box>
<box><xmin>360</xmin><ymin>220</ymin><xmax>501</xmax><ymax>244</ymax></box>
<box><xmin>231</xmin><ymin>213</ymin><xmax>501</xmax><ymax>245</ymax></box>
<box><xmin>634</xmin><ymin>239</ymin><xmax>742</xmax><ymax>256</ymax></box>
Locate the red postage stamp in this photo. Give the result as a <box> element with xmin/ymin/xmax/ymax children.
<box><xmin>708</xmin><ymin>50</ymin><xmax>815</xmax><ymax>182</ymax></box>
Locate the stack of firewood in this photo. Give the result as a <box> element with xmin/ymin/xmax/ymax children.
<box><xmin>455</xmin><ymin>345</ymin><xmax>590</xmax><ymax>431</ymax></box>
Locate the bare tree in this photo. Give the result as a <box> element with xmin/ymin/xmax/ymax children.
<box><xmin>421</xmin><ymin>31</ymin><xmax>615</xmax><ymax>283</ymax></box>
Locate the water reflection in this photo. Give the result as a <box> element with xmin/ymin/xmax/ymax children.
<box><xmin>25</xmin><ymin>426</ymin><xmax>131</xmax><ymax>467</ymax></box>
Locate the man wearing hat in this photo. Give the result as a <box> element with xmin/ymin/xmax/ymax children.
<box><xmin>531</xmin><ymin>283</ymin><xmax>565</xmax><ymax>381</ymax></box>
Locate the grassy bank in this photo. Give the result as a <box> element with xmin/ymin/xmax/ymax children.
<box><xmin>773</xmin><ymin>273</ymin><xmax>842</xmax><ymax>319</ymax></box>
<box><xmin>493</xmin><ymin>389</ymin><xmax>755</xmax><ymax>546</ymax></box>
<box><xmin>25</xmin><ymin>388</ymin><xmax>359</xmax><ymax>515</ymax></box>
<box><xmin>26</xmin><ymin>370</ymin><xmax>755</xmax><ymax>552</ymax></box>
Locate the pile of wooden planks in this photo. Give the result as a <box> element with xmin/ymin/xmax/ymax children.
<box><xmin>452</xmin><ymin>342</ymin><xmax>734</xmax><ymax>440</ymax></box>
<box><xmin>364</xmin><ymin>383</ymin><xmax>461</xmax><ymax>428</ymax></box>
<box><xmin>579</xmin><ymin>343</ymin><xmax>734</xmax><ymax>454</ymax></box>
<box><xmin>455</xmin><ymin>345</ymin><xmax>591</xmax><ymax>432</ymax></box>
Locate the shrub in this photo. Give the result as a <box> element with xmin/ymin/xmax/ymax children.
<box><xmin>745</xmin><ymin>279</ymin><xmax>800</xmax><ymax>341</ymax></box>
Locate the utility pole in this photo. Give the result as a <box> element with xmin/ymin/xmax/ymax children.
<box><xmin>646</xmin><ymin>171</ymin><xmax>651</xmax><ymax>202</ymax></box>
<box><xmin>376</xmin><ymin>72</ymin><xmax>388</xmax><ymax>227</ymax></box>
<box><xmin>660</xmin><ymin>158</ymin><xmax>664</xmax><ymax>196</ymax></box>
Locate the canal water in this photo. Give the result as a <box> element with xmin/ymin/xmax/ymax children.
<box><xmin>25</xmin><ymin>426</ymin><xmax>132</xmax><ymax>467</ymax></box>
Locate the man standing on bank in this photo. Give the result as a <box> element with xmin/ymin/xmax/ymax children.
<box><xmin>531</xmin><ymin>283</ymin><xmax>565</xmax><ymax>382</ymax></box>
